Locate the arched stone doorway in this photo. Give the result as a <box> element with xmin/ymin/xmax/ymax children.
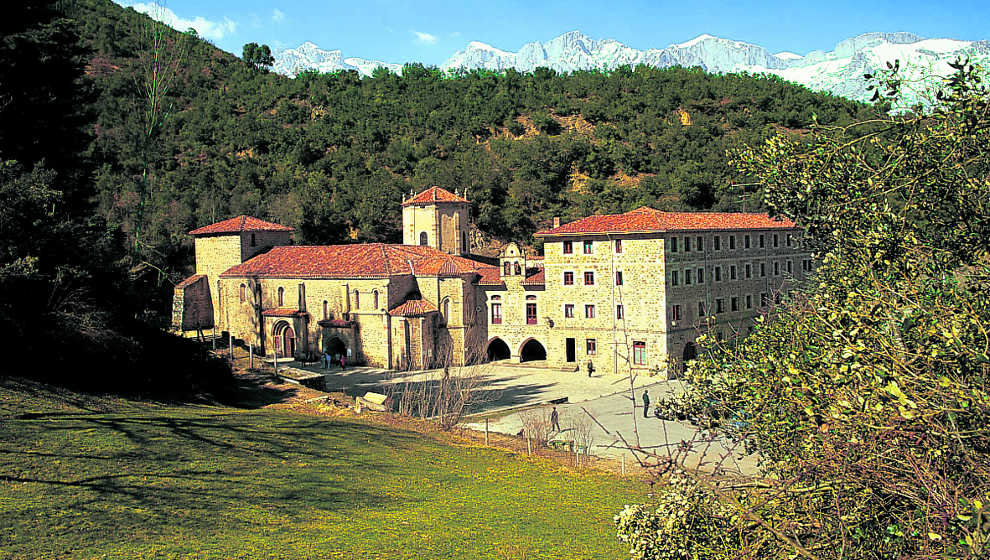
<box><xmin>519</xmin><ymin>338</ymin><xmax>547</xmax><ymax>362</ymax></box>
<box><xmin>325</xmin><ymin>336</ymin><xmax>346</xmax><ymax>357</ymax></box>
<box><xmin>486</xmin><ymin>338</ymin><xmax>511</xmax><ymax>361</ymax></box>
<box><xmin>683</xmin><ymin>341</ymin><xmax>698</xmax><ymax>362</ymax></box>
<box><xmin>273</xmin><ymin>321</ymin><xmax>295</xmax><ymax>358</ymax></box>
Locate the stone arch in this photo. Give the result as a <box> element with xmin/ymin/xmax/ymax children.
<box><xmin>683</xmin><ymin>340</ymin><xmax>698</xmax><ymax>362</ymax></box>
<box><xmin>486</xmin><ymin>337</ymin><xmax>511</xmax><ymax>361</ymax></box>
<box><xmin>519</xmin><ymin>338</ymin><xmax>547</xmax><ymax>362</ymax></box>
<box><xmin>273</xmin><ymin>320</ymin><xmax>295</xmax><ymax>358</ymax></box>
<box><xmin>324</xmin><ymin>336</ymin><xmax>346</xmax><ymax>356</ymax></box>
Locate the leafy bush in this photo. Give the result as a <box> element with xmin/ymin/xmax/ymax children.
<box><xmin>617</xmin><ymin>61</ymin><xmax>990</xmax><ymax>559</ymax></box>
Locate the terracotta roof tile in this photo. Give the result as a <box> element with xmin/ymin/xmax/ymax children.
<box><xmin>220</xmin><ymin>243</ymin><xmax>494</xmax><ymax>280</ymax></box>
<box><xmin>535</xmin><ymin>207</ymin><xmax>796</xmax><ymax>236</ymax></box>
<box><xmin>401</xmin><ymin>186</ymin><xmax>469</xmax><ymax>206</ymax></box>
<box><xmin>476</xmin><ymin>266</ymin><xmax>504</xmax><ymax>286</ymax></box>
<box><xmin>521</xmin><ymin>269</ymin><xmax>545</xmax><ymax>286</ymax></box>
<box><xmin>388</xmin><ymin>299</ymin><xmax>438</xmax><ymax>317</ymax></box>
<box><xmin>175</xmin><ymin>274</ymin><xmax>206</xmax><ymax>288</ymax></box>
<box><xmin>189</xmin><ymin>215</ymin><xmax>294</xmax><ymax>236</ymax></box>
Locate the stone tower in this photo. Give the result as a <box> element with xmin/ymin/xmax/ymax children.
<box><xmin>175</xmin><ymin>215</ymin><xmax>294</xmax><ymax>331</ymax></box>
<box><xmin>401</xmin><ymin>186</ymin><xmax>471</xmax><ymax>256</ymax></box>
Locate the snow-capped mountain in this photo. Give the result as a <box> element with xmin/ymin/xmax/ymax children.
<box><xmin>272</xmin><ymin>41</ymin><xmax>401</xmax><ymax>77</ymax></box>
<box><xmin>272</xmin><ymin>31</ymin><xmax>989</xmax><ymax>105</ymax></box>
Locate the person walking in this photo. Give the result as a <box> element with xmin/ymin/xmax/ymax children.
<box><xmin>550</xmin><ymin>406</ymin><xmax>561</xmax><ymax>433</ymax></box>
<box><xmin>642</xmin><ymin>389</ymin><xmax>650</xmax><ymax>419</ymax></box>
<box><xmin>339</xmin><ymin>353</ymin><xmax>346</xmax><ymax>370</ymax></box>
<box><xmin>586</xmin><ymin>360</ymin><xmax>595</xmax><ymax>378</ymax></box>
<box><xmin>323</xmin><ymin>351</ymin><xmax>330</xmax><ymax>370</ymax></box>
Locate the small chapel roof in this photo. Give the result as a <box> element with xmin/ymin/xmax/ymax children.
<box><xmin>535</xmin><ymin>207</ymin><xmax>796</xmax><ymax>237</ymax></box>
<box><xmin>189</xmin><ymin>215</ymin><xmax>294</xmax><ymax>236</ymax></box>
<box><xmin>388</xmin><ymin>299</ymin><xmax>439</xmax><ymax>317</ymax></box>
<box><xmin>401</xmin><ymin>186</ymin><xmax>469</xmax><ymax>206</ymax></box>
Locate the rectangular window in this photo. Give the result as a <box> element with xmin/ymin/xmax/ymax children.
<box><xmin>584</xmin><ymin>271</ymin><xmax>595</xmax><ymax>285</ymax></box>
<box><xmin>716</xmin><ymin>298</ymin><xmax>725</xmax><ymax>314</ymax></box>
<box><xmin>615</xmin><ymin>271</ymin><xmax>623</xmax><ymax>285</ymax></box>
<box><xmin>773</xmin><ymin>233</ymin><xmax>780</xmax><ymax>248</ymax></box>
<box><xmin>670</xmin><ymin>236</ymin><xmax>679</xmax><ymax>253</ymax></box>
<box><xmin>787</xmin><ymin>260</ymin><xmax>793</xmax><ymax>274</ymax></box>
<box><xmin>586</xmin><ymin>339</ymin><xmax>597</xmax><ymax>355</ymax></box>
<box><xmin>564</xmin><ymin>304</ymin><xmax>575</xmax><ymax>318</ymax></box>
<box><xmin>563</xmin><ymin>241</ymin><xmax>573</xmax><ymax>254</ymax></box>
<box><xmin>697</xmin><ymin>267</ymin><xmax>705</xmax><ymax>284</ymax></box>
<box><xmin>745</xmin><ymin>263</ymin><xmax>752</xmax><ymax>279</ymax></box>
<box><xmin>786</xmin><ymin>234</ymin><xmax>793</xmax><ymax>247</ymax></box>
<box><xmin>491</xmin><ymin>303</ymin><xmax>502</xmax><ymax>324</ymax></box>
<box><xmin>239</xmin><ymin>284</ymin><xmax>246</xmax><ymax>302</ymax></box>
<box><xmin>671</xmin><ymin>270</ymin><xmax>679</xmax><ymax>286</ymax></box>
<box><xmin>774</xmin><ymin>261</ymin><xmax>780</xmax><ymax>276</ymax></box>
<box><xmin>684</xmin><ymin>269</ymin><xmax>692</xmax><ymax>285</ymax></box>
<box><xmin>671</xmin><ymin>304</ymin><xmax>682</xmax><ymax>321</ymax></box>
<box><xmin>683</xmin><ymin>236</ymin><xmax>691</xmax><ymax>252</ymax></box>
<box><xmin>759</xmin><ymin>234</ymin><xmax>765</xmax><ymax>249</ymax></box>
<box><xmin>714</xmin><ymin>236</ymin><xmax>721</xmax><ymax>251</ymax></box>
<box><xmin>526</xmin><ymin>303</ymin><xmax>537</xmax><ymax>325</ymax></box>
<box><xmin>355</xmin><ymin>291</ymin><xmax>360</xmax><ymax>309</ymax></box>
<box><xmin>633</xmin><ymin>341</ymin><xmax>646</xmax><ymax>365</ymax></box>
<box><xmin>585</xmin><ymin>304</ymin><xmax>596</xmax><ymax>318</ymax></box>
<box><xmin>583</xmin><ymin>240</ymin><xmax>593</xmax><ymax>254</ymax></box>
<box><xmin>714</xmin><ymin>266</ymin><xmax>722</xmax><ymax>282</ymax></box>
<box><xmin>746</xmin><ymin>294</ymin><xmax>753</xmax><ymax>309</ymax></box>
<box><xmin>731</xmin><ymin>297</ymin><xmax>739</xmax><ymax>312</ymax></box>
<box><xmin>616</xmin><ymin>305</ymin><xmax>624</xmax><ymax>320</ymax></box>
<box><xmin>730</xmin><ymin>265</ymin><xmax>737</xmax><ymax>280</ymax></box>
<box><xmin>729</xmin><ymin>235</ymin><xmax>736</xmax><ymax>250</ymax></box>
<box><xmin>696</xmin><ymin>236</ymin><xmax>704</xmax><ymax>251</ymax></box>
<box><xmin>563</xmin><ymin>271</ymin><xmax>574</xmax><ymax>285</ymax></box>
<box><xmin>760</xmin><ymin>262</ymin><xmax>767</xmax><ymax>277</ymax></box>
<box><xmin>744</xmin><ymin>234</ymin><xmax>751</xmax><ymax>249</ymax></box>
<box><xmin>698</xmin><ymin>301</ymin><xmax>706</xmax><ymax>316</ymax></box>
<box><xmin>614</xmin><ymin>239</ymin><xmax>622</xmax><ymax>253</ymax></box>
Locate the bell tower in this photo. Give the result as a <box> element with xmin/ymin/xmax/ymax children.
<box><xmin>401</xmin><ymin>186</ymin><xmax>472</xmax><ymax>256</ymax></box>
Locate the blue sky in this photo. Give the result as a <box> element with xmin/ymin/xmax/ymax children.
<box><xmin>116</xmin><ymin>1</ymin><xmax>990</xmax><ymax>63</ymax></box>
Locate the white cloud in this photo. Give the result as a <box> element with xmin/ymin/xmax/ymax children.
<box><xmin>272</xmin><ymin>9</ymin><xmax>285</xmax><ymax>22</ymax></box>
<box><xmin>120</xmin><ymin>2</ymin><xmax>237</xmax><ymax>41</ymax></box>
<box><xmin>411</xmin><ymin>30</ymin><xmax>438</xmax><ymax>45</ymax></box>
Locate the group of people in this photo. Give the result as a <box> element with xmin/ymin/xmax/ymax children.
<box><xmin>322</xmin><ymin>351</ymin><xmax>346</xmax><ymax>370</ymax></box>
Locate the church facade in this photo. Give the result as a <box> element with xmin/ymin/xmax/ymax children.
<box><xmin>173</xmin><ymin>186</ymin><xmax>810</xmax><ymax>377</ymax></box>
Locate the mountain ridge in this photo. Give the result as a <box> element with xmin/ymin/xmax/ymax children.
<box><xmin>273</xmin><ymin>30</ymin><xmax>989</xmax><ymax>105</ymax></box>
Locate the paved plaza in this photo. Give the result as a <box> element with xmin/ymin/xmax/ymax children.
<box><xmin>281</xmin><ymin>359</ymin><xmax>759</xmax><ymax>475</ymax></box>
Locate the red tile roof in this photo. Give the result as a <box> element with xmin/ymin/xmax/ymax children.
<box><xmin>401</xmin><ymin>186</ymin><xmax>469</xmax><ymax>206</ymax></box>
<box><xmin>220</xmin><ymin>243</ymin><xmax>495</xmax><ymax>280</ymax></box>
<box><xmin>521</xmin><ymin>269</ymin><xmax>545</xmax><ymax>286</ymax></box>
<box><xmin>261</xmin><ymin>308</ymin><xmax>307</xmax><ymax>317</ymax></box>
<box><xmin>477</xmin><ymin>266</ymin><xmax>504</xmax><ymax>286</ymax></box>
<box><xmin>189</xmin><ymin>215</ymin><xmax>294</xmax><ymax>236</ymax></box>
<box><xmin>535</xmin><ymin>207</ymin><xmax>796</xmax><ymax>236</ymax></box>
<box><xmin>388</xmin><ymin>299</ymin><xmax>438</xmax><ymax>317</ymax></box>
<box><xmin>175</xmin><ymin>274</ymin><xmax>206</xmax><ymax>288</ymax></box>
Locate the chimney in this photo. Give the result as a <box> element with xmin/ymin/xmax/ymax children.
<box><xmin>553</xmin><ymin>217</ymin><xmax>561</xmax><ymax>228</ymax></box>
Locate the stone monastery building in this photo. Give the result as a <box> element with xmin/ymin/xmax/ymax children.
<box><xmin>173</xmin><ymin>186</ymin><xmax>811</xmax><ymax>377</ymax></box>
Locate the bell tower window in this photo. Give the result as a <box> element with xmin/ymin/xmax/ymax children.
<box><xmin>419</xmin><ymin>232</ymin><xmax>428</xmax><ymax>246</ymax></box>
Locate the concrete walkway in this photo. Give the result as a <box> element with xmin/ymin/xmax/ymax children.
<box><xmin>279</xmin><ymin>360</ymin><xmax>655</xmax><ymax>416</ymax></box>
<box><xmin>462</xmin><ymin>381</ymin><xmax>761</xmax><ymax>476</ymax></box>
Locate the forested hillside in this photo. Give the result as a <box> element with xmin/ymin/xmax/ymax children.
<box><xmin>69</xmin><ymin>1</ymin><xmax>872</xmax><ymax>261</ymax></box>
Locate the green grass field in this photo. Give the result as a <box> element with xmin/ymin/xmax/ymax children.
<box><xmin>0</xmin><ymin>378</ymin><xmax>644</xmax><ymax>559</ymax></box>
